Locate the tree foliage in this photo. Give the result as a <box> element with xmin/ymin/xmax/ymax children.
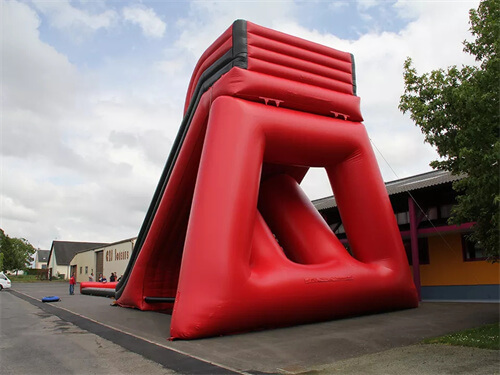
<box><xmin>399</xmin><ymin>0</ymin><xmax>499</xmax><ymax>261</ymax></box>
<box><xmin>0</xmin><ymin>229</ymin><xmax>36</xmax><ymax>273</ymax></box>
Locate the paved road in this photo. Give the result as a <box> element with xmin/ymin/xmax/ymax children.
<box><xmin>3</xmin><ymin>287</ymin><xmax>239</xmax><ymax>374</ymax></box>
<box><xmin>1</xmin><ymin>290</ymin><xmax>177</xmax><ymax>375</ymax></box>
<box><xmin>3</xmin><ymin>282</ymin><xmax>499</xmax><ymax>374</ymax></box>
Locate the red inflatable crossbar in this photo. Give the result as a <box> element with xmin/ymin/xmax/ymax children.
<box><xmin>80</xmin><ymin>281</ymin><xmax>118</xmax><ymax>293</ymax></box>
<box><xmin>116</xmin><ymin>20</ymin><xmax>418</xmax><ymax>339</ymax></box>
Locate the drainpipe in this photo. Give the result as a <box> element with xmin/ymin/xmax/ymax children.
<box><xmin>408</xmin><ymin>197</ymin><xmax>422</xmax><ymax>301</ymax></box>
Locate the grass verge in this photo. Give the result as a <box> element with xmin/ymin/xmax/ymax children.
<box><xmin>423</xmin><ymin>323</ymin><xmax>500</xmax><ymax>350</ymax></box>
<box><xmin>8</xmin><ymin>275</ymin><xmax>65</xmax><ymax>282</ymax></box>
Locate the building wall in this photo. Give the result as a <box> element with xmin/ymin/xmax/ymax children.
<box><xmin>419</xmin><ymin>232</ymin><xmax>499</xmax><ymax>301</ymax></box>
<box><xmin>69</xmin><ymin>238</ymin><xmax>135</xmax><ymax>283</ymax></box>
<box><xmin>35</xmin><ymin>260</ymin><xmax>47</xmax><ymax>269</ymax></box>
<box><xmin>102</xmin><ymin>239</ymin><xmax>135</xmax><ymax>281</ymax></box>
<box><xmin>420</xmin><ymin>233</ymin><xmax>499</xmax><ymax>286</ymax></box>
<box><xmin>47</xmin><ymin>252</ymin><xmax>68</xmax><ymax>278</ymax></box>
<box><xmin>71</xmin><ymin>250</ymin><xmax>96</xmax><ymax>283</ymax></box>
<box><xmin>47</xmin><ymin>251</ymin><xmax>57</xmax><ymax>271</ymax></box>
<box><xmin>54</xmin><ymin>265</ymin><xmax>70</xmax><ymax>279</ymax></box>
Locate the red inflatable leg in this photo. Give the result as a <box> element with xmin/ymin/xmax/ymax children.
<box><xmin>170</xmin><ymin>96</ymin><xmax>418</xmax><ymax>339</ymax></box>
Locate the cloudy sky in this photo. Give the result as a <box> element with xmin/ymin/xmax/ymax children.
<box><xmin>1</xmin><ymin>0</ymin><xmax>479</xmax><ymax>250</ymax></box>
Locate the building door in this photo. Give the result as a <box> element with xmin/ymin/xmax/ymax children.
<box><xmin>70</xmin><ymin>265</ymin><xmax>77</xmax><ymax>280</ymax></box>
<box><xmin>96</xmin><ymin>251</ymin><xmax>103</xmax><ymax>278</ymax></box>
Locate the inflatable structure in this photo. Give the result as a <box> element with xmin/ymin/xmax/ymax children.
<box><xmin>116</xmin><ymin>20</ymin><xmax>419</xmax><ymax>339</ymax></box>
<box><xmin>80</xmin><ymin>281</ymin><xmax>117</xmax><ymax>297</ymax></box>
<box><xmin>42</xmin><ymin>296</ymin><xmax>60</xmax><ymax>303</ymax></box>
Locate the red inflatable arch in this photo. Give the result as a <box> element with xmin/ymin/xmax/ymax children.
<box><xmin>116</xmin><ymin>20</ymin><xmax>418</xmax><ymax>339</ymax></box>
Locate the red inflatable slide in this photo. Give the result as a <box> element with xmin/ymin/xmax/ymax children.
<box><xmin>116</xmin><ymin>20</ymin><xmax>418</xmax><ymax>339</ymax></box>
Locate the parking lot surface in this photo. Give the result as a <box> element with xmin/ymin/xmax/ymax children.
<box><xmin>3</xmin><ymin>282</ymin><xmax>499</xmax><ymax>374</ymax></box>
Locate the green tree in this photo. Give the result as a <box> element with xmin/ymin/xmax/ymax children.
<box><xmin>0</xmin><ymin>229</ymin><xmax>36</xmax><ymax>273</ymax></box>
<box><xmin>399</xmin><ymin>0</ymin><xmax>499</xmax><ymax>261</ymax></box>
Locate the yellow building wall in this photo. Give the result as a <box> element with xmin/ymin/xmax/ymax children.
<box><xmin>68</xmin><ymin>239</ymin><xmax>135</xmax><ymax>283</ymax></box>
<box><xmin>102</xmin><ymin>239</ymin><xmax>135</xmax><ymax>281</ymax></box>
<box><xmin>419</xmin><ymin>233</ymin><xmax>500</xmax><ymax>286</ymax></box>
<box><xmin>56</xmin><ymin>265</ymin><xmax>70</xmax><ymax>279</ymax></box>
<box><xmin>71</xmin><ymin>250</ymin><xmax>96</xmax><ymax>283</ymax></box>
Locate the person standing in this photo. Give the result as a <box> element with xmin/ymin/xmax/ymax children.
<box><xmin>89</xmin><ymin>272</ymin><xmax>94</xmax><ymax>282</ymax></box>
<box><xmin>69</xmin><ymin>273</ymin><xmax>76</xmax><ymax>295</ymax></box>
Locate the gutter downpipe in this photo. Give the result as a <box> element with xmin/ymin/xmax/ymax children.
<box><xmin>408</xmin><ymin>197</ymin><xmax>422</xmax><ymax>301</ymax></box>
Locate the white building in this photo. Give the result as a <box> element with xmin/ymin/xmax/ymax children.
<box><xmin>35</xmin><ymin>250</ymin><xmax>50</xmax><ymax>269</ymax></box>
<box><xmin>70</xmin><ymin>237</ymin><xmax>136</xmax><ymax>283</ymax></box>
<box><xmin>47</xmin><ymin>241</ymin><xmax>108</xmax><ymax>280</ymax></box>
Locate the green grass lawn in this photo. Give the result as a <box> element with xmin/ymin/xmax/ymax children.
<box><xmin>423</xmin><ymin>323</ymin><xmax>500</xmax><ymax>350</ymax></box>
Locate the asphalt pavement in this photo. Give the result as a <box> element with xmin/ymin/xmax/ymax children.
<box><xmin>1</xmin><ymin>290</ymin><xmax>177</xmax><ymax>375</ymax></box>
<box><xmin>2</xmin><ymin>282</ymin><xmax>499</xmax><ymax>374</ymax></box>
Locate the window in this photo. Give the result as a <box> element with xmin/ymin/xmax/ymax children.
<box><xmin>396</xmin><ymin>212</ymin><xmax>409</xmax><ymax>225</ymax></box>
<box><xmin>80</xmin><ymin>266</ymin><xmax>82</xmax><ymax>274</ymax></box>
<box><xmin>462</xmin><ymin>234</ymin><xmax>486</xmax><ymax>261</ymax></box>
<box><xmin>426</xmin><ymin>207</ymin><xmax>438</xmax><ymax>220</ymax></box>
<box><xmin>403</xmin><ymin>238</ymin><xmax>430</xmax><ymax>265</ymax></box>
<box><xmin>440</xmin><ymin>204</ymin><xmax>453</xmax><ymax>219</ymax></box>
<box><xmin>85</xmin><ymin>266</ymin><xmax>88</xmax><ymax>274</ymax></box>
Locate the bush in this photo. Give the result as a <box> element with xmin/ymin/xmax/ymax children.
<box><xmin>25</xmin><ymin>268</ymin><xmax>48</xmax><ymax>279</ymax></box>
<box><xmin>9</xmin><ymin>274</ymin><xmax>39</xmax><ymax>283</ymax></box>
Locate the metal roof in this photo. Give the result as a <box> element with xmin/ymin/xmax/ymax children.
<box><xmin>73</xmin><ymin>236</ymin><xmax>137</xmax><ymax>255</ymax></box>
<box><xmin>48</xmin><ymin>241</ymin><xmax>109</xmax><ymax>266</ymax></box>
<box><xmin>313</xmin><ymin>170</ymin><xmax>465</xmax><ymax>211</ymax></box>
<box><xmin>37</xmin><ymin>250</ymin><xmax>50</xmax><ymax>262</ymax></box>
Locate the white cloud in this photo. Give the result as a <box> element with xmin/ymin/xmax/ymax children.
<box><xmin>32</xmin><ymin>0</ymin><xmax>117</xmax><ymax>33</ymax></box>
<box><xmin>1</xmin><ymin>194</ymin><xmax>38</xmax><ymax>224</ymax></box>
<box><xmin>122</xmin><ymin>5</ymin><xmax>166</xmax><ymax>38</ymax></box>
<box><xmin>396</xmin><ymin>0</ymin><xmax>479</xmax><ymax>72</ymax></box>
<box><xmin>301</xmin><ymin>168</ymin><xmax>334</xmax><ymax>201</ymax></box>
<box><xmin>271</xmin><ymin>1</ymin><xmax>479</xmax><ymax>199</ymax></box>
<box><xmin>328</xmin><ymin>2</ymin><xmax>350</xmax><ymax>11</ymax></box>
<box><xmin>1</xmin><ymin>1</ymin><xmax>175</xmax><ymax>248</ymax></box>
<box><xmin>356</xmin><ymin>0</ymin><xmax>379</xmax><ymax>11</ymax></box>
<box><xmin>2</xmin><ymin>0</ymin><xmax>81</xmax><ymax>162</ymax></box>
<box><xmin>174</xmin><ymin>1</ymin><xmax>298</xmax><ymax>59</ymax></box>
<box><xmin>1</xmin><ymin>0</ymin><xmax>483</xmax><ymax>249</ymax></box>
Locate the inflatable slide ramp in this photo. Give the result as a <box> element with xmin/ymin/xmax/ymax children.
<box><xmin>116</xmin><ymin>20</ymin><xmax>418</xmax><ymax>339</ymax></box>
